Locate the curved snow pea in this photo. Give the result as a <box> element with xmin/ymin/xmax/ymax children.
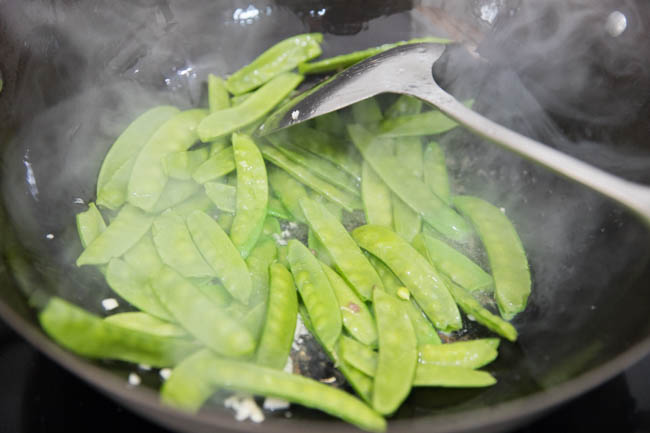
<box><xmin>96</xmin><ymin>106</ymin><xmax>179</xmax><ymax>210</ymax></box>
<box><xmin>152</xmin><ymin>211</ymin><xmax>215</xmax><ymax>278</ymax></box>
<box><xmin>267</xmin><ymin>197</ymin><xmax>292</xmax><ymax>220</ymax></box>
<box><xmin>268</xmin><ymin>166</ymin><xmax>309</xmax><ymax>223</ymax></box>
<box><xmin>255</xmin><ymin>263</ymin><xmax>298</xmax><ymax>369</ymax></box>
<box><xmin>230</xmin><ymin>92</ymin><xmax>252</xmax><ymax>106</ymax></box>
<box><xmin>454</xmin><ymin>195</ymin><xmax>531</xmax><ymax>320</ymax></box>
<box><xmin>300</xmin><ymin>197</ymin><xmax>383</xmax><ymax>301</ymax></box>
<box><xmin>321</xmin><ymin>263</ymin><xmax>378</xmax><ymax>347</ymax></box>
<box><xmin>104</xmin><ymin>312</ymin><xmax>188</xmax><ymax>338</ymax></box>
<box><xmin>204</xmin><ymin>182</ymin><xmax>236</xmax><ymax>213</ymax></box>
<box><xmin>298</xmin><ymin>36</ymin><xmax>450</xmax><ymax>75</ymax></box>
<box><xmin>351</xmin><ymin>98</ymin><xmax>383</xmax><ymax>125</ymax></box>
<box><xmin>127</xmin><ymin>109</ymin><xmax>207</xmax><ymax>211</ymax></box>
<box><xmin>123</xmin><ymin>234</ymin><xmax>163</xmax><ymax>280</ymax></box>
<box><xmin>423</xmin><ymin>141</ymin><xmax>451</xmax><ymax>205</ymax></box>
<box><xmin>192</xmin><ymin>146</ymin><xmax>235</xmax><ymax>184</ymax></box>
<box><xmin>419</xmin><ymin>233</ymin><xmax>493</xmax><ymax>292</ymax></box>
<box><xmin>384</xmin><ymin>95</ymin><xmax>422</xmax><ymax>118</ymax></box>
<box><xmin>339</xmin><ymin>335</ymin><xmax>378</xmax><ymax>377</ymax></box>
<box><xmin>163</xmin><ymin>148</ymin><xmax>209</xmax><ymax>180</ymax></box>
<box><xmin>208</xmin><ymin>74</ymin><xmax>230</xmax><ymax>113</ymax></box>
<box><xmin>39</xmin><ymin>297</ymin><xmax>198</xmax><ymax>367</ymax></box>
<box><xmin>412</xmin><ymin>364</ymin><xmax>496</xmax><ymax>387</ymax></box>
<box><xmin>392</xmin><ymin>137</ymin><xmax>423</xmax><ymax>242</ymax></box>
<box><xmin>161</xmin><ymin>350</ymin><xmax>386</xmax><ymax>433</ymax></box>
<box><xmin>245</xmin><ymin>235</ymin><xmax>278</xmax><ymax>308</ymax></box>
<box><xmin>362</xmin><ymin>162</ymin><xmax>393</xmax><ymax>227</ymax></box>
<box><xmin>261</xmin><ymin>143</ymin><xmax>362</xmax><ymax>212</ymax></box>
<box><xmin>287</xmin><ymin>240</ymin><xmax>341</xmax><ymax>351</ymax></box>
<box><xmin>352</xmin><ymin>225</ymin><xmax>462</xmax><ymax>332</ymax></box>
<box><xmin>150</xmin><ymin>179</ymin><xmax>202</xmax><ymax>214</ymax></box>
<box><xmin>308</xmin><ymin>229</ymin><xmax>333</xmax><ymax>266</ymax></box>
<box><xmin>372</xmin><ymin>289</ymin><xmax>417</xmax><ymax>415</ymax></box>
<box><xmin>76</xmin><ymin>203</ymin><xmax>106</xmax><ymax>248</ymax></box>
<box><xmin>76</xmin><ymin>204</ymin><xmax>153</xmax><ymax>266</ymax></box>
<box><xmin>198</xmin><ymin>73</ymin><xmax>303</xmax><ymax>141</ymax></box>
<box><xmin>226</xmin><ymin>33</ymin><xmax>322</xmax><ymax>95</ymax></box>
<box><xmin>152</xmin><ymin>266</ymin><xmax>255</xmax><ymax>357</ymax></box>
<box><xmin>379</xmin><ymin>101</ymin><xmax>473</xmax><ymax>137</ymax></box>
<box><xmin>418</xmin><ymin>339</ymin><xmax>500</xmax><ymax>368</ymax></box>
<box><xmin>348</xmin><ymin>124</ymin><xmax>472</xmax><ymax>243</ymax></box>
<box><xmin>230</xmin><ymin>133</ymin><xmax>268</xmax><ymax>259</ymax></box>
<box><xmin>187</xmin><ymin>210</ymin><xmax>252</xmax><ymax>304</ymax></box>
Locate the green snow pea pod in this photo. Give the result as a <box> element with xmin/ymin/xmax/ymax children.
<box><xmin>192</xmin><ymin>146</ymin><xmax>235</xmax><ymax>184</ymax></box>
<box><xmin>194</xmin><ymin>279</ymin><xmax>233</xmax><ymax>308</ymax></box>
<box><xmin>308</xmin><ymin>229</ymin><xmax>333</xmax><ymax>266</ymax></box>
<box><xmin>217</xmin><ymin>212</ymin><xmax>234</xmax><ymax>233</ymax></box>
<box><xmin>412</xmin><ymin>364</ymin><xmax>496</xmax><ymax>387</ymax></box>
<box><xmin>348</xmin><ymin>124</ymin><xmax>472</xmax><ymax>243</ymax></box>
<box><xmin>76</xmin><ymin>203</ymin><xmax>106</xmax><ymax>248</ymax></box>
<box><xmin>361</xmin><ymin>162</ymin><xmax>392</xmax><ymax>227</ymax></box>
<box><xmin>262</xmin><ymin>215</ymin><xmax>282</xmax><ymax>236</ymax></box>
<box><xmin>204</xmin><ymin>182</ymin><xmax>236</xmax><ymax>213</ymax></box>
<box><xmin>352</xmin><ymin>225</ymin><xmax>462</xmax><ymax>332</ymax></box>
<box><xmin>310</xmin><ymin>190</ymin><xmax>343</xmax><ymax>221</ymax></box>
<box><xmin>161</xmin><ymin>350</ymin><xmax>386</xmax><ymax>433</ymax></box>
<box><xmin>123</xmin><ymin>234</ymin><xmax>163</xmax><ymax>280</ymax></box>
<box><xmin>418</xmin><ymin>339</ymin><xmax>500</xmax><ymax>368</ymax></box>
<box><xmin>198</xmin><ymin>73</ymin><xmax>304</xmax><ymax>141</ymax></box>
<box><xmin>230</xmin><ymin>133</ymin><xmax>268</xmax><ymax>258</ymax></box>
<box><xmin>207</xmin><ymin>74</ymin><xmax>230</xmax><ymax>113</ymax></box>
<box><xmin>379</xmin><ymin>101</ymin><xmax>473</xmax><ymax>137</ymax></box>
<box><xmin>419</xmin><ymin>233</ymin><xmax>493</xmax><ymax>292</ymax></box>
<box><xmin>298</xmin><ymin>36</ymin><xmax>450</xmax><ymax>75</ymax></box>
<box><xmin>246</xmin><ymin>235</ymin><xmax>278</xmax><ymax>308</ymax></box>
<box><xmin>384</xmin><ymin>94</ymin><xmax>422</xmax><ymax>118</ymax></box>
<box><xmin>255</xmin><ymin>263</ymin><xmax>298</xmax><ymax>369</ymax></box>
<box><xmin>392</xmin><ymin>137</ymin><xmax>424</xmax><ymax>242</ymax></box>
<box><xmin>260</xmin><ymin>143</ymin><xmax>362</xmax><ymax>212</ymax></box>
<box><xmin>150</xmin><ymin>179</ymin><xmax>202</xmax><ymax>214</ymax></box>
<box><xmin>105</xmin><ymin>258</ymin><xmax>173</xmax><ymax>322</ymax></box>
<box><xmin>423</xmin><ymin>141</ymin><xmax>451</xmax><ymax>205</ymax></box>
<box><xmin>392</xmin><ymin>194</ymin><xmax>421</xmax><ymax>242</ymax></box>
<box><xmin>127</xmin><ymin>109</ymin><xmax>207</xmax><ymax>211</ymax></box>
<box><xmin>372</xmin><ymin>288</ymin><xmax>417</xmax><ymax>415</ymax></box>
<box><xmin>454</xmin><ymin>195</ymin><xmax>531</xmax><ymax>320</ymax></box>
<box><xmin>76</xmin><ymin>204</ymin><xmax>153</xmax><ymax>266</ymax></box>
<box><xmin>351</xmin><ymin>98</ymin><xmax>383</xmax><ymax>125</ymax></box>
<box><xmin>152</xmin><ymin>266</ymin><xmax>255</xmax><ymax>357</ymax></box>
<box><xmin>321</xmin><ymin>263</ymin><xmax>378</xmax><ymax>347</ymax></box>
<box><xmin>230</xmin><ymin>92</ymin><xmax>252</xmax><ymax>106</ymax></box>
<box><xmin>152</xmin><ymin>211</ymin><xmax>215</xmax><ymax>278</ymax></box>
<box><xmin>187</xmin><ymin>210</ymin><xmax>252</xmax><ymax>304</ymax></box>
<box><xmin>300</xmin><ymin>197</ymin><xmax>383</xmax><ymax>301</ymax></box>
<box><xmin>268</xmin><ymin>166</ymin><xmax>309</xmax><ymax>222</ymax></box>
<box><xmin>169</xmin><ymin>192</ymin><xmax>215</xmax><ymax>217</ymax></box>
<box><xmin>96</xmin><ymin>106</ymin><xmax>180</xmax><ymax>210</ymax></box>
<box><xmin>287</xmin><ymin>240</ymin><xmax>342</xmax><ymax>351</ymax></box>
<box><xmin>267</xmin><ymin>197</ymin><xmax>292</xmax><ymax>220</ymax></box>
<box><xmin>104</xmin><ymin>312</ymin><xmax>188</xmax><ymax>338</ymax></box>
<box><xmin>226</xmin><ymin>33</ymin><xmax>322</xmax><ymax>95</ymax></box>
<box><xmin>339</xmin><ymin>335</ymin><xmax>378</xmax><ymax>377</ymax></box>
<box><xmin>163</xmin><ymin>148</ymin><xmax>209</xmax><ymax>180</ymax></box>
<box><xmin>39</xmin><ymin>297</ymin><xmax>198</xmax><ymax>367</ymax></box>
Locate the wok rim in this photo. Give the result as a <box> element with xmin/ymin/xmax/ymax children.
<box><xmin>1</xmin><ymin>286</ymin><xmax>649</xmax><ymax>433</ymax></box>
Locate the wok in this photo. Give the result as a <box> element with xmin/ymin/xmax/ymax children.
<box><xmin>1</xmin><ymin>1</ymin><xmax>649</xmax><ymax>432</ymax></box>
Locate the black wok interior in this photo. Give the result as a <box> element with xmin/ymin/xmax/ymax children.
<box><xmin>1</xmin><ymin>1</ymin><xmax>649</xmax><ymax>433</ymax></box>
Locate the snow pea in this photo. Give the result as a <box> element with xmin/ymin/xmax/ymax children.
<box><xmin>339</xmin><ymin>335</ymin><xmax>378</xmax><ymax>377</ymax></box>
<box><xmin>39</xmin><ymin>297</ymin><xmax>198</xmax><ymax>367</ymax></box>
<box><xmin>207</xmin><ymin>74</ymin><xmax>230</xmax><ymax>113</ymax></box>
<box><xmin>217</xmin><ymin>212</ymin><xmax>234</xmax><ymax>234</ymax></box>
<box><xmin>230</xmin><ymin>133</ymin><xmax>268</xmax><ymax>258</ymax></box>
<box><xmin>379</xmin><ymin>102</ymin><xmax>472</xmax><ymax>137</ymax></box>
<box><xmin>351</xmin><ymin>98</ymin><xmax>383</xmax><ymax>125</ymax></box>
<box><xmin>268</xmin><ymin>166</ymin><xmax>309</xmax><ymax>222</ymax></box>
<box><xmin>226</xmin><ymin>33</ymin><xmax>322</xmax><ymax>95</ymax></box>
<box><xmin>161</xmin><ymin>350</ymin><xmax>386</xmax><ymax>432</ymax></box>
<box><xmin>298</xmin><ymin>36</ymin><xmax>450</xmax><ymax>75</ymax></box>
<box><xmin>260</xmin><ymin>143</ymin><xmax>362</xmax><ymax>212</ymax></box>
<box><xmin>194</xmin><ymin>280</ymin><xmax>233</xmax><ymax>308</ymax></box>
<box><xmin>255</xmin><ymin>263</ymin><xmax>298</xmax><ymax>369</ymax></box>
<box><xmin>187</xmin><ymin>210</ymin><xmax>252</xmax><ymax>304</ymax></box>
<box><xmin>454</xmin><ymin>195</ymin><xmax>531</xmax><ymax>320</ymax></box>
<box><xmin>352</xmin><ymin>225</ymin><xmax>462</xmax><ymax>332</ymax></box>
<box><xmin>104</xmin><ymin>312</ymin><xmax>188</xmax><ymax>338</ymax></box>
<box><xmin>123</xmin><ymin>234</ymin><xmax>163</xmax><ymax>280</ymax></box>
<box><xmin>262</xmin><ymin>215</ymin><xmax>282</xmax><ymax>236</ymax></box>
<box><xmin>169</xmin><ymin>192</ymin><xmax>214</xmax><ymax>217</ymax></box>
<box><xmin>163</xmin><ymin>148</ymin><xmax>209</xmax><ymax>180</ymax></box>
<box><xmin>300</xmin><ymin>197</ymin><xmax>383</xmax><ymax>301</ymax></box>
<box><xmin>418</xmin><ymin>339</ymin><xmax>500</xmax><ymax>368</ymax></box>
<box><xmin>245</xmin><ymin>235</ymin><xmax>278</xmax><ymax>308</ymax></box>
<box><xmin>361</xmin><ymin>162</ymin><xmax>392</xmax><ymax>227</ymax></box>
<box><xmin>76</xmin><ymin>204</ymin><xmax>153</xmax><ymax>266</ymax></box>
<box><xmin>127</xmin><ymin>109</ymin><xmax>207</xmax><ymax>211</ymax></box>
<box><xmin>287</xmin><ymin>239</ymin><xmax>342</xmax><ymax>351</ymax></box>
<box><xmin>392</xmin><ymin>137</ymin><xmax>424</xmax><ymax>242</ymax></box>
<box><xmin>372</xmin><ymin>289</ymin><xmax>417</xmax><ymax>415</ymax></box>
<box><xmin>310</xmin><ymin>190</ymin><xmax>343</xmax><ymax>221</ymax></box>
<box><xmin>96</xmin><ymin>106</ymin><xmax>179</xmax><ymax>209</ymax></box>
<box><xmin>412</xmin><ymin>364</ymin><xmax>496</xmax><ymax>387</ymax></box>
<box><xmin>105</xmin><ymin>258</ymin><xmax>173</xmax><ymax>321</ymax></box>
<box><xmin>348</xmin><ymin>124</ymin><xmax>472</xmax><ymax>243</ymax></box>
<box><xmin>308</xmin><ymin>229</ymin><xmax>333</xmax><ymax>266</ymax></box>
<box><xmin>150</xmin><ymin>179</ymin><xmax>202</xmax><ymax>214</ymax></box>
<box><xmin>267</xmin><ymin>197</ymin><xmax>292</xmax><ymax>220</ymax></box>
<box><xmin>204</xmin><ymin>182</ymin><xmax>236</xmax><ymax>213</ymax></box>
<box><xmin>192</xmin><ymin>146</ymin><xmax>235</xmax><ymax>184</ymax></box>
<box><xmin>152</xmin><ymin>266</ymin><xmax>255</xmax><ymax>357</ymax></box>
<box><xmin>152</xmin><ymin>211</ymin><xmax>215</xmax><ymax>278</ymax></box>
<box><xmin>198</xmin><ymin>73</ymin><xmax>303</xmax><ymax>141</ymax></box>
<box><xmin>321</xmin><ymin>263</ymin><xmax>378</xmax><ymax>347</ymax></box>
<box><xmin>423</xmin><ymin>141</ymin><xmax>451</xmax><ymax>205</ymax></box>
<box><xmin>76</xmin><ymin>203</ymin><xmax>106</xmax><ymax>248</ymax></box>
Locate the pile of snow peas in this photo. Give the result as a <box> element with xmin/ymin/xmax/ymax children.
<box><xmin>40</xmin><ymin>33</ymin><xmax>532</xmax><ymax>432</ymax></box>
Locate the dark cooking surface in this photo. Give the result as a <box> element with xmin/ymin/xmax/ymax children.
<box><xmin>1</xmin><ymin>317</ymin><xmax>649</xmax><ymax>433</ymax></box>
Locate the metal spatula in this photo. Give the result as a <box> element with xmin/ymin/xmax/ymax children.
<box><xmin>260</xmin><ymin>43</ymin><xmax>650</xmax><ymax>223</ymax></box>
